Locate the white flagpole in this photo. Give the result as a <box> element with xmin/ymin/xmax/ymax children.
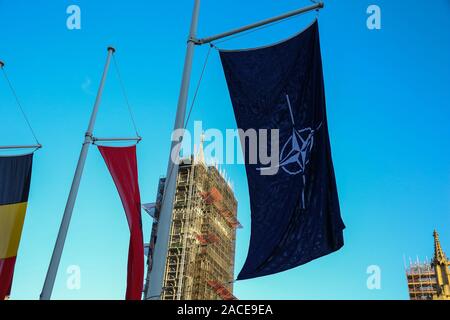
<box><xmin>145</xmin><ymin>0</ymin><xmax>201</xmax><ymax>300</ymax></box>
<box><xmin>40</xmin><ymin>47</ymin><xmax>115</xmax><ymax>300</ymax></box>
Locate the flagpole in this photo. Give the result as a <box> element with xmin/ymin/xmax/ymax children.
<box><xmin>145</xmin><ymin>0</ymin><xmax>201</xmax><ymax>300</ymax></box>
<box><xmin>40</xmin><ymin>47</ymin><xmax>115</xmax><ymax>300</ymax></box>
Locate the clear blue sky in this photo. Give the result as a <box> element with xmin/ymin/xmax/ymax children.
<box><xmin>0</xmin><ymin>0</ymin><xmax>449</xmax><ymax>300</ymax></box>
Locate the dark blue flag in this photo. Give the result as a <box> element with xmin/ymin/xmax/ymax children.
<box><xmin>220</xmin><ymin>20</ymin><xmax>345</xmax><ymax>281</ymax></box>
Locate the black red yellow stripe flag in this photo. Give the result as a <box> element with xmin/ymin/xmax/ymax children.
<box><xmin>0</xmin><ymin>153</ymin><xmax>33</xmax><ymax>300</ymax></box>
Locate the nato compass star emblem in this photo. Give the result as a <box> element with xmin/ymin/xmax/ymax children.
<box><xmin>257</xmin><ymin>95</ymin><xmax>322</xmax><ymax>209</ymax></box>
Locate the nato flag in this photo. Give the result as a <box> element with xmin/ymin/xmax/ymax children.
<box><xmin>220</xmin><ymin>20</ymin><xmax>345</xmax><ymax>281</ymax></box>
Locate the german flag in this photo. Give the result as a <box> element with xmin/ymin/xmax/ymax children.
<box><xmin>0</xmin><ymin>153</ymin><xmax>33</xmax><ymax>300</ymax></box>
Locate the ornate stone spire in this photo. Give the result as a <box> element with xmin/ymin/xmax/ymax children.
<box><xmin>434</xmin><ymin>230</ymin><xmax>447</xmax><ymax>264</ymax></box>
<box><xmin>432</xmin><ymin>230</ymin><xmax>450</xmax><ymax>300</ymax></box>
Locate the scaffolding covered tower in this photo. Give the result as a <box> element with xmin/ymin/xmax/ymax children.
<box><xmin>144</xmin><ymin>147</ymin><xmax>239</xmax><ymax>300</ymax></box>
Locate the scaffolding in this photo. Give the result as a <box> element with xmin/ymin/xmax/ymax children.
<box><xmin>207</xmin><ymin>280</ymin><xmax>237</xmax><ymax>300</ymax></box>
<box><xmin>405</xmin><ymin>258</ymin><xmax>437</xmax><ymax>300</ymax></box>
<box><xmin>144</xmin><ymin>156</ymin><xmax>240</xmax><ymax>300</ymax></box>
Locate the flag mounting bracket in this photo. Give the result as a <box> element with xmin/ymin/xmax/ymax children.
<box><xmin>92</xmin><ymin>136</ymin><xmax>142</xmax><ymax>144</ymax></box>
<box><xmin>92</xmin><ymin>136</ymin><xmax>142</xmax><ymax>142</ymax></box>
<box><xmin>0</xmin><ymin>144</ymin><xmax>42</xmax><ymax>150</ymax></box>
<box><xmin>191</xmin><ymin>2</ymin><xmax>324</xmax><ymax>45</ymax></box>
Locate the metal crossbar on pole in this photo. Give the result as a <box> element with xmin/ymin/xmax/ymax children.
<box><xmin>0</xmin><ymin>144</ymin><xmax>42</xmax><ymax>150</ymax></box>
<box><xmin>193</xmin><ymin>2</ymin><xmax>323</xmax><ymax>45</ymax></box>
<box><xmin>92</xmin><ymin>137</ymin><xmax>142</xmax><ymax>143</ymax></box>
<box><xmin>40</xmin><ymin>47</ymin><xmax>115</xmax><ymax>300</ymax></box>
